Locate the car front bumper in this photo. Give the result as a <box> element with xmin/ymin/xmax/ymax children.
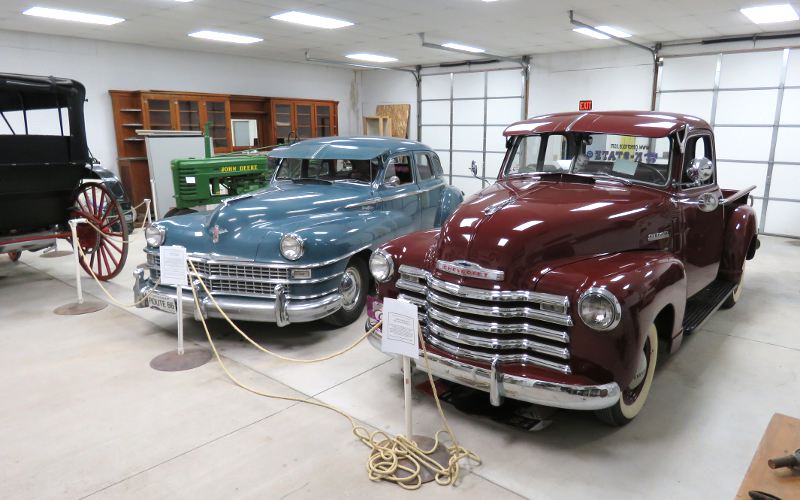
<box><xmin>133</xmin><ymin>265</ymin><xmax>343</xmax><ymax>325</ymax></box>
<box><xmin>366</xmin><ymin>319</ymin><xmax>621</xmax><ymax>411</ymax></box>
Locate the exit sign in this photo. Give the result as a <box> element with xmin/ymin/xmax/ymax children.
<box><xmin>579</xmin><ymin>100</ymin><xmax>593</xmax><ymax>111</ymax></box>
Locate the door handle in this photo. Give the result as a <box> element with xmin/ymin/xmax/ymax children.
<box><xmin>674</xmin><ymin>193</ymin><xmax>721</xmax><ymax>212</ymax></box>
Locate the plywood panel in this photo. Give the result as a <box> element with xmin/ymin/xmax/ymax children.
<box><xmin>376</xmin><ymin>104</ymin><xmax>411</xmax><ymax>138</ymax></box>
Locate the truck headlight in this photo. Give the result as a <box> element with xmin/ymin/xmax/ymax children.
<box><xmin>369</xmin><ymin>249</ymin><xmax>394</xmax><ymax>283</ymax></box>
<box><xmin>280</xmin><ymin>233</ymin><xmax>304</xmax><ymax>261</ymax></box>
<box><xmin>578</xmin><ymin>287</ymin><xmax>621</xmax><ymax>331</ymax></box>
<box><xmin>145</xmin><ymin>225</ymin><xmax>165</xmax><ymax>247</ymax></box>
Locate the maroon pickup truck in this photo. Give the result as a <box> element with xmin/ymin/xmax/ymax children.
<box><xmin>365</xmin><ymin>111</ymin><xmax>759</xmax><ymax>426</ymax></box>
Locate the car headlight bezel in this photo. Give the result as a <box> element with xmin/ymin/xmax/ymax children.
<box><xmin>145</xmin><ymin>225</ymin><xmax>165</xmax><ymax>247</ymax></box>
<box><xmin>280</xmin><ymin>233</ymin><xmax>304</xmax><ymax>261</ymax></box>
<box><xmin>577</xmin><ymin>287</ymin><xmax>621</xmax><ymax>331</ymax></box>
<box><xmin>369</xmin><ymin>249</ymin><xmax>394</xmax><ymax>283</ymax></box>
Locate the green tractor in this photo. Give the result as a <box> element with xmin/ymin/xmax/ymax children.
<box><xmin>165</xmin><ymin>124</ymin><xmax>276</xmax><ymax>217</ymax></box>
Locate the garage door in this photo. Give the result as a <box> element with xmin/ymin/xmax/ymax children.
<box><xmin>420</xmin><ymin>68</ymin><xmax>525</xmax><ymax>196</ymax></box>
<box><xmin>657</xmin><ymin>48</ymin><xmax>800</xmax><ymax>237</ymax></box>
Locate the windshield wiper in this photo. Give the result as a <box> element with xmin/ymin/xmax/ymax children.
<box><xmin>289</xmin><ymin>177</ymin><xmax>332</xmax><ymax>185</ymax></box>
<box><xmin>585</xmin><ymin>171</ymin><xmax>632</xmax><ymax>185</ymax></box>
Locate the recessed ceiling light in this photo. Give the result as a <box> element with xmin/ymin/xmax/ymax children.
<box><xmin>740</xmin><ymin>4</ymin><xmax>799</xmax><ymax>24</ymax></box>
<box><xmin>346</xmin><ymin>53</ymin><xmax>398</xmax><ymax>63</ymax></box>
<box><xmin>22</xmin><ymin>6</ymin><xmax>124</xmax><ymax>25</ymax></box>
<box><xmin>270</xmin><ymin>11</ymin><xmax>353</xmax><ymax>29</ymax></box>
<box><xmin>188</xmin><ymin>30</ymin><xmax>262</xmax><ymax>44</ymax></box>
<box><xmin>442</xmin><ymin>42</ymin><xmax>486</xmax><ymax>53</ymax></box>
<box><xmin>573</xmin><ymin>27</ymin><xmax>610</xmax><ymax>40</ymax></box>
<box><xmin>595</xmin><ymin>25</ymin><xmax>632</xmax><ymax>38</ymax></box>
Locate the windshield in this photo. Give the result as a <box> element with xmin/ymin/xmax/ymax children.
<box><xmin>504</xmin><ymin>133</ymin><xmax>673</xmax><ymax>186</ymax></box>
<box><xmin>274</xmin><ymin>158</ymin><xmax>381</xmax><ymax>183</ymax></box>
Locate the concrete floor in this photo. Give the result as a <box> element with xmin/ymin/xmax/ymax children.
<box><xmin>1</xmin><ymin>232</ymin><xmax>799</xmax><ymax>499</ymax></box>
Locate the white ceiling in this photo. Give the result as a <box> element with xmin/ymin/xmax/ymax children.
<box><xmin>0</xmin><ymin>0</ymin><xmax>799</xmax><ymax>66</ymax></box>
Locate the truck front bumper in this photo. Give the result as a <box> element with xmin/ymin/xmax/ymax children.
<box><xmin>367</xmin><ymin>319</ymin><xmax>621</xmax><ymax>411</ymax></box>
<box><xmin>133</xmin><ymin>265</ymin><xmax>342</xmax><ymax>325</ymax></box>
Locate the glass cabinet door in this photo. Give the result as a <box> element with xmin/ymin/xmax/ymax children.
<box><xmin>315</xmin><ymin>104</ymin><xmax>332</xmax><ymax>137</ymax></box>
<box><xmin>205</xmin><ymin>100</ymin><xmax>228</xmax><ymax>148</ymax></box>
<box><xmin>295</xmin><ymin>104</ymin><xmax>312</xmax><ymax>139</ymax></box>
<box><xmin>176</xmin><ymin>100</ymin><xmax>200</xmax><ymax>131</ymax></box>
<box><xmin>274</xmin><ymin>103</ymin><xmax>292</xmax><ymax>142</ymax></box>
<box><xmin>147</xmin><ymin>99</ymin><xmax>172</xmax><ymax>130</ymax></box>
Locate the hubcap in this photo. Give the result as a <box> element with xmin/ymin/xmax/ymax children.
<box><xmin>340</xmin><ymin>267</ymin><xmax>362</xmax><ymax>311</ymax></box>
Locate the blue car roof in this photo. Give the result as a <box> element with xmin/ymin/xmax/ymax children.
<box><xmin>267</xmin><ymin>136</ymin><xmax>432</xmax><ymax>160</ymax></box>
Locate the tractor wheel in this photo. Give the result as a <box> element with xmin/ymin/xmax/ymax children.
<box><xmin>69</xmin><ymin>183</ymin><xmax>129</xmax><ymax>281</ymax></box>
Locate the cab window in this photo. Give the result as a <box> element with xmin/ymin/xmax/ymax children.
<box><xmin>415</xmin><ymin>152</ymin><xmax>435</xmax><ymax>180</ymax></box>
<box><xmin>682</xmin><ymin>135</ymin><xmax>714</xmax><ymax>186</ymax></box>
<box><xmin>384</xmin><ymin>155</ymin><xmax>414</xmax><ymax>185</ymax></box>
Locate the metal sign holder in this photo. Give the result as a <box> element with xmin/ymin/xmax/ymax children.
<box><xmin>53</xmin><ymin>218</ymin><xmax>108</xmax><ymax>315</ymax></box>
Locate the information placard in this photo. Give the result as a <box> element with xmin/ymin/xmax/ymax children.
<box><xmin>159</xmin><ymin>245</ymin><xmax>187</xmax><ymax>286</ymax></box>
<box><xmin>381</xmin><ymin>298</ymin><xmax>420</xmax><ymax>359</ymax></box>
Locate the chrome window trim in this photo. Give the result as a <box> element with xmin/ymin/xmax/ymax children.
<box><xmin>426</xmin><ymin>321</ymin><xmax>570</xmax><ymax>360</ymax></box>
<box><xmin>426</xmin><ymin>306</ymin><xmax>569</xmax><ymax>343</ymax></box>
<box><xmin>425</xmin><ymin>334</ymin><xmax>571</xmax><ymax>375</ymax></box>
<box><xmin>428</xmin><ymin>290</ymin><xmax>573</xmax><ymax>326</ymax></box>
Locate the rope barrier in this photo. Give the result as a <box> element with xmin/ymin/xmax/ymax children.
<box><xmin>75</xmin><ymin>244</ymin><xmax>161</xmax><ymax>307</ymax></box>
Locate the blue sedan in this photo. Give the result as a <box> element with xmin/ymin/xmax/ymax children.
<box><xmin>134</xmin><ymin>137</ymin><xmax>463</xmax><ymax>326</ymax></box>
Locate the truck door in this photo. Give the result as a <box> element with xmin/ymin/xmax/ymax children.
<box><xmin>678</xmin><ymin>133</ymin><xmax>725</xmax><ymax>297</ymax></box>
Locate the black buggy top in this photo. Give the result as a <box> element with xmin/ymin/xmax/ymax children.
<box><xmin>0</xmin><ymin>73</ymin><xmax>93</xmax><ymax>235</ymax></box>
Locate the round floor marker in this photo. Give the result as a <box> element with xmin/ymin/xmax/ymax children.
<box><xmin>150</xmin><ymin>349</ymin><xmax>212</xmax><ymax>372</ymax></box>
<box><xmin>40</xmin><ymin>250</ymin><xmax>74</xmax><ymax>258</ymax></box>
<box><xmin>54</xmin><ymin>301</ymin><xmax>108</xmax><ymax>315</ymax></box>
<box><xmin>394</xmin><ymin>435</ymin><xmax>451</xmax><ymax>484</ymax></box>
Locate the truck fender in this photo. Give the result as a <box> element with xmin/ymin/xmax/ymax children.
<box><xmin>535</xmin><ymin>252</ymin><xmax>686</xmax><ymax>388</ymax></box>
<box><xmin>718</xmin><ymin>204</ymin><xmax>758</xmax><ymax>283</ymax></box>
<box><xmin>434</xmin><ymin>185</ymin><xmax>464</xmax><ymax>227</ymax></box>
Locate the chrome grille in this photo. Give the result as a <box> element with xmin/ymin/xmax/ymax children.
<box><xmin>396</xmin><ymin>264</ymin><xmax>572</xmax><ymax>374</ymax></box>
<box><xmin>146</xmin><ymin>253</ymin><xmax>286</xmax><ymax>297</ymax></box>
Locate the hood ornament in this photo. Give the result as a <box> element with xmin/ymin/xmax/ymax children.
<box><xmin>436</xmin><ymin>260</ymin><xmax>504</xmax><ymax>281</ymax></box>
<box><xmin>482</xmin><ymin>198</ymin><xmax>514</xmax><ymax>216</ymax></box>
<box><xmin>211</xmin><ymin>225</ymin><xmax>228</xmax><ymax>244</ymax></box>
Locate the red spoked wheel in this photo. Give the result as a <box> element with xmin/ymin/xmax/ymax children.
<box><xmin>8</xmin><ymin>251</ymin><xmax>21</xmax><ymax>262</ymax></box>
<box><xmin>69</xmin><ymin>182</ymin><xmax>129</xmax><ymax>281</ymax></box>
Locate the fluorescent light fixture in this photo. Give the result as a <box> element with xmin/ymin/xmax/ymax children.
<box><xmin>22</xmin><ymin>6</ymin><xmax>124</xmax><ymax>25</ymax></box>
<box><xmin>595</xmin><ymin>25</ymin><xmax>631</xmax><ymax>38</ymax></box>
<box><xmin>740</xmin><ymin>4</ymin><xmax>798</xmax><ymax>24</ymax></box>
<box><xmin>174</xmin><ymin>0</ymin><xmax>194</xmax><ymax>2</ymax></box>
<box><xmin>188</xmin><ymin>30</ymin><xmax>262</xmax><ymax>44</ymax></box>
<box><xmin>270</xmin><ymin>11</ymin><xmax>353</xmax><ymax>29</ymax></box>
<box><xmin>346</xmin><ymin>53</ymin><xmax>398</xmax><ymax>63</ymax></box>
<box><xmin>573</xmin><ymin>27</ymin><xmax>610</xmax><ymax>39</ymax></box>
<box><xmin>441</xmin><ymin>42</ymin><xmax>486</xmax><ymax>53</ymax></box>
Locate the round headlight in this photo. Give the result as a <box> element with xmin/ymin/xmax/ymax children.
<box><xmin>369</xmin><ymin>249</ymin><xmax>394</xmax><ymax>283</ymax></box>
<box><xmin>145</xmin><ymin>225</ymin><xmax>165</xmax><ymax>247</ymax></box>
<box><xmin>280</xmin><ymin>233</ymin><xmax>304</xmax><ymax>261</ymax></box>
<box><xmin>578</xmin><ymin>287</ymin><xmax>621</xmax><ymax>331</ymax></box>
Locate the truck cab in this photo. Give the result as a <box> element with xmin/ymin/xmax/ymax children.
<box><xmin>364</xmin><ymin>111</ymin><xmax>759</xmax><ymax>426</ymax></box>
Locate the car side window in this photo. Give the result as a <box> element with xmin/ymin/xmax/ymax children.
<box><xmin>415</xmin><ymin>153</ymin><xmax>435</xmax><ymax>181</ymax></box>
<box><xmin>431</xmin><ymin>154</ymin><xmax>444</xmax><ymax>177</ymax></box>
<box><xmin>384</xmin><ymin>155</ymin><xmax>414</xmax><ymax>186</ymax></box>
<box><xmin>682</xmin><ymin>135</ymin><xmax>714</xmax><ymax>186</ymax></box>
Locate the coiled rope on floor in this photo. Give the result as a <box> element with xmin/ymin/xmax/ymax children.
<box><xmin>185</xmin><ymin>260</ymin><xmax>481</xmax><ymax>489</ymax></box>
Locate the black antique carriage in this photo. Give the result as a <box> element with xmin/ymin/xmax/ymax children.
<box><xmin>0</xmin><ymin>73</ymin><xmax>128</xmax><ymax>280</ymax></box>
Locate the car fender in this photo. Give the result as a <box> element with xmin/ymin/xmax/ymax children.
<box><xmin>718</xmin><ymin>203</ymin><xmax>758</xmax><ymax>282</ymax></box>
<box><xmin>535</xmin><ymin>251</ymin><xmax>686</xmax><ymax>388</ymax></box>
<box><xmin>435</xmin><ymin>185</ymin><xmax>464</xmax><ymax>227</ymax></box>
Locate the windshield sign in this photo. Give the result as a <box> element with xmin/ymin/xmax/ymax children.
<box><xmin>504</xmin><ymin>133</ymin><xmax>672</xmax><ymax>186</ymax></box>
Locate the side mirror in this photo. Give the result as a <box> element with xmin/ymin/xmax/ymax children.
<box><xmin>384</xmin><ymin>175</ymin><xmax>400</xmax><ymax>188</ymax></box>
<box><xmin>686</xmin><ymin>157</ymin><xmax>713</xmax><ymax>184</ymax></box>
<box><xmin>469</xmin><ymin>160</ymin><xmax>478</xmax><ymax>177</ymax></box>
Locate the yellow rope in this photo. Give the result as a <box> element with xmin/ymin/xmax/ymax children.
<box><xmin>75</xmin><ymin>244</ymin><xmax>161</xmax><ymax>307</ymax></box>
<box><xmin>184</xmin><ymin>262</ymin><xmax>480</xmax><ymax>489</ymax></box>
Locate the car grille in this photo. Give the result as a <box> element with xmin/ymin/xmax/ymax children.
<box><xmin>396</xmin><ymin>265</ymin><xmax>573</xmax><ymax>374</ymax></box>
<box><xmin>146</xmin><ymin>253</ymin><xmax>288</xmax><ymax>298</ymax></box>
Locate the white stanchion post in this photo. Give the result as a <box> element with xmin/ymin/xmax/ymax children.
<box><xmin>176</xmin><ymin>285</ymin><xmax>184</xmax><ymax>355</ymax></box>
<box><xmin>144</xmin><ymin>198</ymin><xmax>152</xmax><ymax>226</ymax></box>
<box><xmin>403</xmin><ymin>355</ymin><xmax>413</xmax><ymax>438</ymax></box>
<box><xmin>68</xmin><ymin>218</ymin><xmax>87</xmax><ymax>305</ymax></box>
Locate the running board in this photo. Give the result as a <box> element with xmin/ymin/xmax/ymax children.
<box><xmin>682</xmin><ymin>279</ymin><xmax>737</xmax><ymax>335</ymax></box>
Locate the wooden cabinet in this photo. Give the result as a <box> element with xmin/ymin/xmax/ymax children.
<box><xmin>110</xmin><ymin>90</ymin><xmax>338</xmax><ymax>210</ymax></box>
<box><xmin>270</xmin><ymin>99</ymin><xmax>338</xmax><ymax>144</ymax></box>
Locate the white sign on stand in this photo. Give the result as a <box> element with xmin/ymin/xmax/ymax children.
<box><xmin>381</xmin><ymin>298</ymin><xmax>420</xmax><ymax>359</ymax></box>
<box><xmin>159</xmin><ymin>245</ymin><xmax>188</xmax><ymax>355</ymax></box>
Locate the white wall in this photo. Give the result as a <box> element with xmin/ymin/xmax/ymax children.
<box><xmin>0</xmin><ymin>29</ymin><xmax>358</xmax><ymax>173</ymax></box>
<box><xmin>358</xmin><ymin>69</ymin><xmax>419</xmax><ymax>140</ymax></box>
<box><xmin>528</xmin><ymin>46</ymin><xmax>654</xmax><ymax>116</ymax></box>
